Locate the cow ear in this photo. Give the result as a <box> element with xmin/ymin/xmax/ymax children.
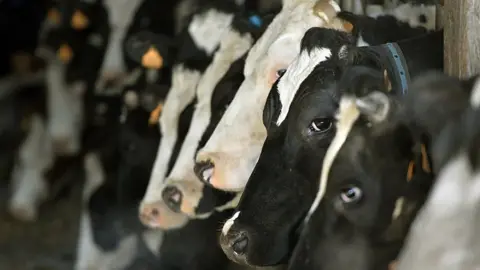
<box><xmin>355</xmin><ymin>91</ymin><xmax>390</xmax><ymax>123</ymax></box>
<box><xmin>336</xmin><ymin>11</ymin><xmax>357</xmax><ymax>33</ymax></box>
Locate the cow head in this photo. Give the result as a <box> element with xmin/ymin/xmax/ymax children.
<box><xmin>159</xmin><ymin>15</ymin><xmax>266</xmax><ymax>219</ymax></box>
<box><xmin>194</xmin><ymin>0</ymin><xmax>352</xmax><ymax>192</ymax></box>
<box><xmin>218</xmin><ymin>27</ymin><xmax>358</xmax><ymax>266</ymax></box>
<box><xmin>287</xmin><ymin>66</ymin><xmax>434</xmax><ymax>270</ymax></box>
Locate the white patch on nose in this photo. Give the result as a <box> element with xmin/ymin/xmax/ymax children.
<box><xmin>305</xmin><ymin>96</ymin><xmax>360</xmax><ymax>223</ymax></box>
<box><xmin>222</xmin><ymin>211</ymin><xmax>240</xmax><ymax>236</ymax></box>
<box><xmin>188</xmin><ymin>9</ymin><xmax>234</xmax><ymax>55</ymax></box>
<box><xmin>470</xmin><ymin>77</ymin><xmax>480</xmax><ymax>109</ymax></box>
<box><xmin>275</xmin><ymin>48</ymin><xmax>332</xmax><ymax>126</ymax></box>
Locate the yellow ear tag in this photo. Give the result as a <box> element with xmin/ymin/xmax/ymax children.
<box><xmin>312</xmin><ymin>0</ymin><xmax>338</xmax><ymax>24</ymax></box>
<box><xmin>142</xmin><ymin>47</ymin><xmax>163</xmax><ymax>69</ymax></box>
<box><xmin>149</xmin><ymin>103</ymin><xmax>163</xmax><ymax>125</ymax></box>
<box><xmin>47</xmin><ymin>8</ymin><xmax>61</xmax><ymax>25</ymax></box>
<box><xmin>57</xmin><ymin>44</ymin><xmax>73</xmax><ymax>63</ymax></box>
<box><xmin>71</xmin><ymin>10</ymin><xmax>89</xmax><ymax>30</ymax></box>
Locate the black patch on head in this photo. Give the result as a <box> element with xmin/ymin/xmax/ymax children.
<box><xmin>197</xmin><ymin>55</ymin><xmax>246</xmax><ymax>152</ymax></box>
<box><xmin>167</xmin><ymin>98</ymin><xmax>196</xmax><ymax>175</ymax></box>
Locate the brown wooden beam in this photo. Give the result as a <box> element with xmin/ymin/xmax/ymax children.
<box><xmin>444</xmin><ymin>0</ymin><xmax>480</xmax><ymax>77</ymax></box>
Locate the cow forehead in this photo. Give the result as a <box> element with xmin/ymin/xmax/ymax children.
<box><xmin>275</xmin><ymin>47</ymin><xmax>332</xmax><ymax>126</ymax></box>
<box><xmin>244</xmin><ymin>0</ymin><xmax>329</xmax><ymax>77</ymax></box>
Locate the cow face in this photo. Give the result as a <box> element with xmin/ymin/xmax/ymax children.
<box><xmin>139</xmin><ymin>3</ymin><xmax>241</xmax><ymax>229</ymax></box>
<box><xmin>218</xmin><ymin>27</ymin><xmax>354</xmax><ymax>267</ymax></box>
<box><xmin>160</xmin><ymin>23</ymin><xmax>256</xmax><ymax>219</ymax></box>
<box><xmin>287</xmin><ymin>67</ymin><xmax>433</xmax><ymax>270</ymax></box>
<box><xmin>194</xmin><ymin>0</ymin><xmax>350</xmax><ymax>192</ymax></box>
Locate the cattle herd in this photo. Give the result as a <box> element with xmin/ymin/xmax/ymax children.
<box><xmin>1</xmin><ymin>0</ymin><xmax>479</xmax><ymax>269</ymax></box>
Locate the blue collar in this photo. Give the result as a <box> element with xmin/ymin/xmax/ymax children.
<box><xmin>382</xmin><ymin>43</ymin><xmax>411</xmax><ymax>96</ymax></box>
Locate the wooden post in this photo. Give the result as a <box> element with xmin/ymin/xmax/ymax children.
<box><xmin>444</xmin><ymin>0</ymin><xmax>480</xmax><ymax>78</ymax></box>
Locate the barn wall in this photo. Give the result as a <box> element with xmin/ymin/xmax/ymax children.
<box><xmin>444</xmin><ymin>0</ymin><xmax>480</xmax><ymax>77</ymax></box>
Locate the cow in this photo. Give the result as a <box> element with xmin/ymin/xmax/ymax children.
<box><xmin>287</xmin><ymin>70</ymin><xmax>475</xmax><ymax>270</ymax></box>
<box><xmin>139</xmin><ymin>11</ymin><xmax>278</xmax><ymax>227</ymax></box>
<box><xmin>75</xmin><ymin>80</ymin><xmax>163</xmax><ymax>269</ymax></box>
<box><xmin>194</xmin><ymin>0</ymin><xmax>349</xmax><ymax>193</ymax></box>
<box><xmin>394</xmin><ymin>73</ymin><xmax>480</xmax><ymax>270</ymax></box>
<box><xmin>6</xmin><ymin>0</ymin><xmax>93</xmax><ymax>221</ymax></box>
<box><xmin>219</xmin><ymin>28</ymin><xmax>443</xmax><ymax>267</ymax></box>
<box><xmin>135</xmin><ymin>0</ymin><xmax>249</xmax><ymax>229</ymax></box>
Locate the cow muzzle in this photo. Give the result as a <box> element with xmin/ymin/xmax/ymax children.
<box><xmin>138</xmin><ymin>200</ymin><xmax>189</xmax><ymax>230</ymax></box>
<box><xmin>220</xmin><ymin>228</ymin><xmax>250</xmax><ymax>266</ymax></box>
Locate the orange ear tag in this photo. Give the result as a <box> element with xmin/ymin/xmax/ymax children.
<box><xmin>343</xmin><ymin>21</ymin><xmax>354</xmax><ymax>33</ymax></box>
<box><xmin>149</xmin><ymin>103</ymin><xmax>163</xmax><ymax>125</ymax></box>
<box><xmin>142</xmin><ymin>47</ymin><xmax>163</xmax><ymax>69</ymax></box>
<box><xmin>48</xmin><ymin>8</ymin><xmax>61</xmax><ymax>25</ymax></box>
<box><xmin>57</xmin><ymin>44</ymin><xmax>73</xmax><ymax>63</ymax></box>
<box><xmin>71</xmin><ymin>10</ymin><xmax>89</xmax><ymax>30</ymax></box>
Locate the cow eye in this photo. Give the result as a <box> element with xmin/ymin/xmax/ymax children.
<box><xmin>276</xmin><ymin>69</ymin><xmax>287</xmax><ymax>78</ymax></box>
<box><xmin>309</xmin><ymin>118</ymin><xmax>333</xmax><ymax>133</ymax></box>
<box><xmin>340</xmin><ymin>186</ymin><xmax>362</xmax><ymax>203</ymax></box>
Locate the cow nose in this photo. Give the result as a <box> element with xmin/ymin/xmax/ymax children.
<box><xmin>138</xmin><ymin>202</ymin><xmax>162</xmax><ymax>228</ymax></box>
<box><xmin>162</xmin><ymin>186</ymin><xmax>183</xmax><ymax>213</ymax></box>
<box><xmin>194</xmin><ymin>160</ymin><xmax>214</xmax><ymax>184</ymax></box>
<box><xmin>220</xmin><ymin>230</ymin><xmax>250</xmax><ymax>263</ymax></box>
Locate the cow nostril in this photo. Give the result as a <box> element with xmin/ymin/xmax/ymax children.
<box><xmin>418</xmin><ymin>14</ymin><xmax>427</xmax><ymax>24</ymax></box>
<box><xmin>231</xmin><ymin>233</ymin><xmax>249</xmax><ymax>255</ymax></box>
<box><xmin>162</xmin><ymin>186</ymin><xmax>183</xmax><ymax>213</ymax></box>
<box><xmin>139</xmin><ymin>203</ymin><xmax>163</xmax><ymax>228</ymax></box>
<box><xmin>194</xmin><ymin>161</ymin><xmax>214</xmax><ymax>184</ymax></box>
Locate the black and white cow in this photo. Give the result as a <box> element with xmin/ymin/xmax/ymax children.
<box><xmin>141</xmin><ymin>11</ymin><xmax>278</xmax><ymax>227</ymax></box>
<box><xmin>134</xmin><ymin>0</ymin><xmax>252</xmax><ymax>229</ymax></box>
<box><xmin>219</xmin><ymin>28</ymin><xmax>443</xmax><ymax>266</ymax></box>
<box><xmin>288</xmin><ymin>69</ymin><xmax>476</xmax><ymax>270</ymax></box>
<box><xmin>394</xmin><ymin>72</ymin><xmax>480</xmax><ymax>270</ymax></box>
<box><xmin>75</xmin><ymin>83</ymin><xmax>163</xmax><ymax>269</ymax></box>
<box><xmin>192</xmin><ymin>0</ymin><xmax>434</xmax><ymax>194</ymax></box>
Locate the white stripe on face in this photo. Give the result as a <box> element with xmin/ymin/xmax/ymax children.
<box><xmin>275</xmin><ymin>47</ymin><xmax>332</xmax><ymax>126</ymax></box>
<box><xmin>222</xmin><ymin>211</ymin><xmax>241</xmax><ymax>235</ymax></box>
<box><xmin>305</xmin><ymin>96</ymin><xmax>360</xmax><ymax>223</ymax></box>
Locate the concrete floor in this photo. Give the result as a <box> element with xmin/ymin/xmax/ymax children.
<box><xmin>0</xmin><ymin>167</ymin><xmax>82</xmax><ymax>270</ymax></box>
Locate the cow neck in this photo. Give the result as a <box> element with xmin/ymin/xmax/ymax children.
<box><xmin>361</xmin><ymin>30</ymin><xmax>443</xmax><ymax>97</ymax></box>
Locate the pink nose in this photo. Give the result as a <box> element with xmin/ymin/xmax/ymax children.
<box><xmin>139</xmin><ymin>202</ymin><xmax>163</xmax><ymax>228</ymax></box>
